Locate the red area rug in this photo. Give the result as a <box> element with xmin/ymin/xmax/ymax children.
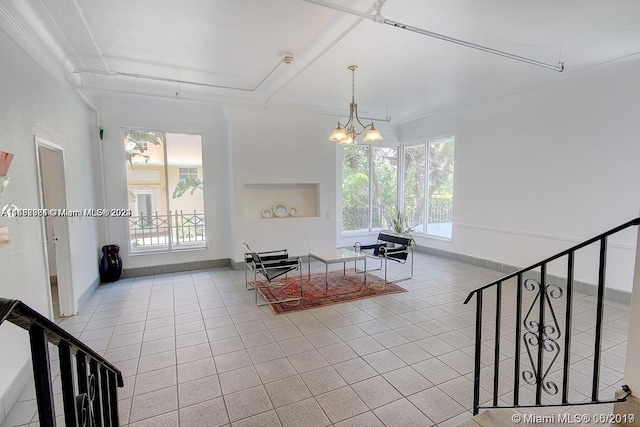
<box><xmin>251</xmin><ymin>271</ymin><xmax>408</xmax><ymax>315</ymax></box>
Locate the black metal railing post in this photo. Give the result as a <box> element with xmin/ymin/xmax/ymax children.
<box><xmin>592</xmin><ymin>237</ymin><xmax>607</xmax><ymax>401</ymax></box>
<box><xmin>90</xmin><ymin>358</ymin><xmax>103</xmax><ymax>426</ymax></box>
<box><xmin>493</xmin><ymin>282</ymin><xmax>502</xmax><ymax>407</ymax></box>
<box><xmin>59</xmin><ymin>341</ymin><xmax>78</xmax><ymax>426</ymax></box>
<box><xmin>29</xmin><ymin>325</ymin><xmax>56</xmax><ymax>426</ymax></box>
<box><xmin>100</xmin><ymin>365</ymin><xmax>112</xmax><ymax>426</ymax></box>
<box><xmin>76</xmin><ymin>352</ymin><xmax>90</xmax><ymax>425</ymax></box>
<box><xmin>472</xmin><ymin>290</ymin><xmax>483</xmax><ymax>415</ymax></box>
<box><xmin>513</xmin><ymin>273</ymin><xmax>523</xmax><ymax>407</ymax></box>
<box><xmin>108</xmin><ymin>371</ymin><xmax>120</xmax><ymax>425</ymax></box>
<box><xmin>561</xmin><ymin>251</ymin><xmax>575</xmax><ymax>404</ymax></box>
<box><xmin>535</xmin><ymin>264</ymin><xmax>547</xmax><ymax>405</ymax></box>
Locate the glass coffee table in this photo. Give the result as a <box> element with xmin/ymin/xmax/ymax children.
<box><xmin>308</xmin><ymin>248</ymin><xmax>367</xmax><ymax>292</ymax></box>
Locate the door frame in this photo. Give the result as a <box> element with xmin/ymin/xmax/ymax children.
<box><xmin>35</xmin><ymin>135</ymin><xmax>75</xmax><ymax>317</ymax></box>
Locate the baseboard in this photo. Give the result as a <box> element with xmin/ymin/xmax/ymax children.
<box><xmin>77</xmin><ymin>276</ymin><xmax>100</xmax><ymax>310</ymax></box>
<box><xmin>121</xmin><ymin>258</ymin><xmax>231</xmax><ymax>278</ymax></box>
<box><xmin>414</xmin><ymin>245</ymin><xmax>632</xmax><ymax>305</ymax></box>
<box><xmin>0</xmin><ymin>359</ymin><xmax>31</xmax><ymax>426</ymax></box>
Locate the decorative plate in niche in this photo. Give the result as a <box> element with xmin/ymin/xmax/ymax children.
<box><xmin>289</xmin><ymin>207</ymin><xmax>298</xmax><ymax>217</ymax></box>
<box><xmin>261</xmin><ymin>208</ymin><xmax>273</xmax><ymax>218</ymax></box>
<box><xmin>272</xmin><ymin>202</ymin><xmax>289</xmax><ymax>218</ymax></box>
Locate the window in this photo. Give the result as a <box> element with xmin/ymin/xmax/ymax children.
<box><xmin>403</xmin><ymin>144</ymin><xmax>427</xmax><ymax>233</ymax></box>
<box><xmin>342</xmin><ymin>145</ymin><xmax>370</xmax><ymax>231</ymax></box>
<box><xmin>402</xmin><ymin>138</ymin><xmax>454</xmax><ymax>238</ymax></box>
<box><xmin>341</xmin><ymin>137</ymin><xmax>454</xmax><ymax>238</ymax></box>
<box><xmin>342</xmin><ymin>146</ymin><xmax>397</xmax><ymax>232</ymax></box>
<box><xmin>124</xmin><ymin>130</ymin><xmax>206</xmax><ymax>253</ymax></box>
<box><xmin>179</xmin><ymin>167</ymin><xmax>198</xmax><ymax>180</ymax></box>
<box><xmin>426</xmin><ymin>138</ymin><xmax>454</xmax><ymax>238</ymax></box>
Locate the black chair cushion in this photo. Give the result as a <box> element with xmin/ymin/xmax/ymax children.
<box><xmin>250</xmin><ymin>252</ymin><xmax>299</xmax><ymax>282</ymax></box>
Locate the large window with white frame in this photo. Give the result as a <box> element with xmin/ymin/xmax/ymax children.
<box><xmin>341</xmin><ymin>136</ymin><xmax>454</xmax><ymax>238</ymax></box>
<box><xmin>124</xmin><ymin>130</ymin><xmax>206</xmax><ymax>253</ymax></box>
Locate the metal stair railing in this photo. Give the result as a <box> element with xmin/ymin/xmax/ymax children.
<box><xmin>0</xmin><ymin>298</ymin><xmax>124</xmax><ymax>426</ymax></box>
<box><xmin>463</xmin><ymin>217</ymin><xmax>640</xmax><ymax>415</ymax></box>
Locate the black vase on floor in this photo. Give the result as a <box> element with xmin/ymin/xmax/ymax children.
<box><xmin>99</xmin><ymin>244</ymin><xmax>122</xmax><ymax>282</ymax></box>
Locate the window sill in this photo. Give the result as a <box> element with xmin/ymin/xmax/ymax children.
<box><xmin>129</xmin><ymin>244</ymin><xmax>207</xmax><ymax>256</ymax></box>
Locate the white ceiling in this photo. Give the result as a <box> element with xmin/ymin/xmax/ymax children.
<box><xmin>3</xmin><ymin>0</ymin><xmax>640</xmax><ymax>123</ymax></box>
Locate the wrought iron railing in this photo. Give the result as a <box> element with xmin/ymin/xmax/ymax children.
<box><xmin>428</xmin><ymin>196</ymin><xmax>453</xmax><ymax>223</ymax></box>
<box><xmin>0</xmin><ymin>298</ymin><xmax>124</xmax><ymax>426</ymax></box>
<box><xmin>343</xmin><ymin>199</ymin><xmax>453</xmax><ymax>232</ymax></box>
<box><xmin>129</xmin><ymin>210</ymin><xmax>206</xmax><ymax>247</ymax></box>
<box><xmin>342</xmin><ymin>205</ymin><xmax>387</xmax><ymax>230</ymax></box>
<box><xmin>463</xmin><ymin>217</ymin><xmax>639</xmax><ymax>415</ymax></box>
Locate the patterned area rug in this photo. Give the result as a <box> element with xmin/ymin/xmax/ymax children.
<box><xmin>251</xmin><ymin>271</ymin><xmax>408</xmax><ymax>315</ymax></box>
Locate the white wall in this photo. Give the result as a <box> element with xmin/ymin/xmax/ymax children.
<box><xmin>397</xmin><ymin>57</ymin><xmax>640</xmax><ymax>291</ymax></box>
<box><xmin>231</xmin><ymin>108</ymin><xmax>338</xmax><ymax>262</ymax></box>
<box><xmin>98</xmin><ymin>93</ymin><xmax>232</xmax><ymax>268</ymax></box>
<box><xmin>0</xmin><ymin>28</ymin><xmax>101</xmax><ymax>405</ymax></box>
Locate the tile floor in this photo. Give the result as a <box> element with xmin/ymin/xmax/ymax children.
<box><xmin>2</xmin><ymin>252</ymin><xmax>631</xmax><ymax>426</ymax></box>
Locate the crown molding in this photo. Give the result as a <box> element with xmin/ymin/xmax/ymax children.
<box><xmin>0</xmin><ymin>2</ymin><xmax>73</xmax><ymax>85</ymax></box>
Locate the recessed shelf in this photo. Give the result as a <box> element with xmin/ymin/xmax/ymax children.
<box><xmin>243</xmin><ymin>183</ymin><xmax>319</xmax><ymax>219</ymax></box>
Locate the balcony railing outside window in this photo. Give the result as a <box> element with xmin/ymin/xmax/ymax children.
<box><xmin>343</xmin><ymin>199</ymin><xmax>453</xmax><ymax>233</ymax></box>
<box><xmin>129</xmin><ymin>210</ymin><xmax>206</xmax><ymax>249</ymax></box>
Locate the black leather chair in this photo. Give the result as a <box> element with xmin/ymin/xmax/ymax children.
<box><xmin>242</xmin><ymin>243</ymin><xmax>302</xmax><ymax>306</ymax></box>
<box><xmin>354</xmin><ymin>232</ymin><xmax>414</xmax><ymax>282</ymax></box>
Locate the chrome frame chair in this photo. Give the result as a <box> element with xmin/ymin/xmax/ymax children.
<box><xmin>242</xmin><ymin>243</ymin><xmax>303</xmax><ymax>306</ymax></box>
<box><xmin>354</xmin><ymin>232</ymin><xmax>414</xmax><ymax>283</ymax></box>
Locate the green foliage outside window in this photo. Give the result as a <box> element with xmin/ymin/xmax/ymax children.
<box><xmin>342</xmin><ymin>138</ymin><xmax>454</xmax><ymax>236</ymax></box>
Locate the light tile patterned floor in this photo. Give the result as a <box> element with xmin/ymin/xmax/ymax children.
<box><xmin>2</xmin><ymin>252</ymin><xmax>630</xmax><ymax>426</ymax></box>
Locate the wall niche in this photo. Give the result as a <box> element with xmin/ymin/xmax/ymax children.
<box><xmin>243</xmin><ymin>183</ymin><xmax>319</xmax><ymax>219</ymax></box>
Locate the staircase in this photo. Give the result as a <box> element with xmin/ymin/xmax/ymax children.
<box><xmin>463</xmin><ymin>218</ymin><xmax>640</xmax><ymax>418</ymax></box>
<box><xmin>0</xmin><ymin>298</ymin><xmax>124</xmax><ymax>426</ymax></box>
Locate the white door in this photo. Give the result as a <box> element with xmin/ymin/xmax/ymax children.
<box><xmin>36</xmin><ymin>136</ymin><xmax>75</xmax><ymax>317</ymax></box>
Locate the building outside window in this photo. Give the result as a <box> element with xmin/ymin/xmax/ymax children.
<box><xmin>124</xmin><ymin>130</ymin><xmax>206</xmax><ymax>253</ymax></box>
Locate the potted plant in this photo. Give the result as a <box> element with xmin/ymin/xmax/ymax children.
<box><xmin>387</xmin><ymin>208</ymin><xmax>415</xmax><ymax>235</ymax></box>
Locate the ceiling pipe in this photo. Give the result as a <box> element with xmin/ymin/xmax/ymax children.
<box><xmin>74</xmin><ymin>53</ymin><xmax>294</xmax><ymax>92</ymax></box>
<box><xmin>301</xmin><ymin>0</ymin><xmax>564</xmax><ymax>72</ymax></box>
<box><xmin>75</xmin><ymin>85</ymin><xmax>392</xmax><ymax>123</ymax></box>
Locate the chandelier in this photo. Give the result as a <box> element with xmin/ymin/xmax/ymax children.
<box><xmin>329</xmin><ymin>65</ymin><xmax>383</xmax><ymax>145</ymax></box>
